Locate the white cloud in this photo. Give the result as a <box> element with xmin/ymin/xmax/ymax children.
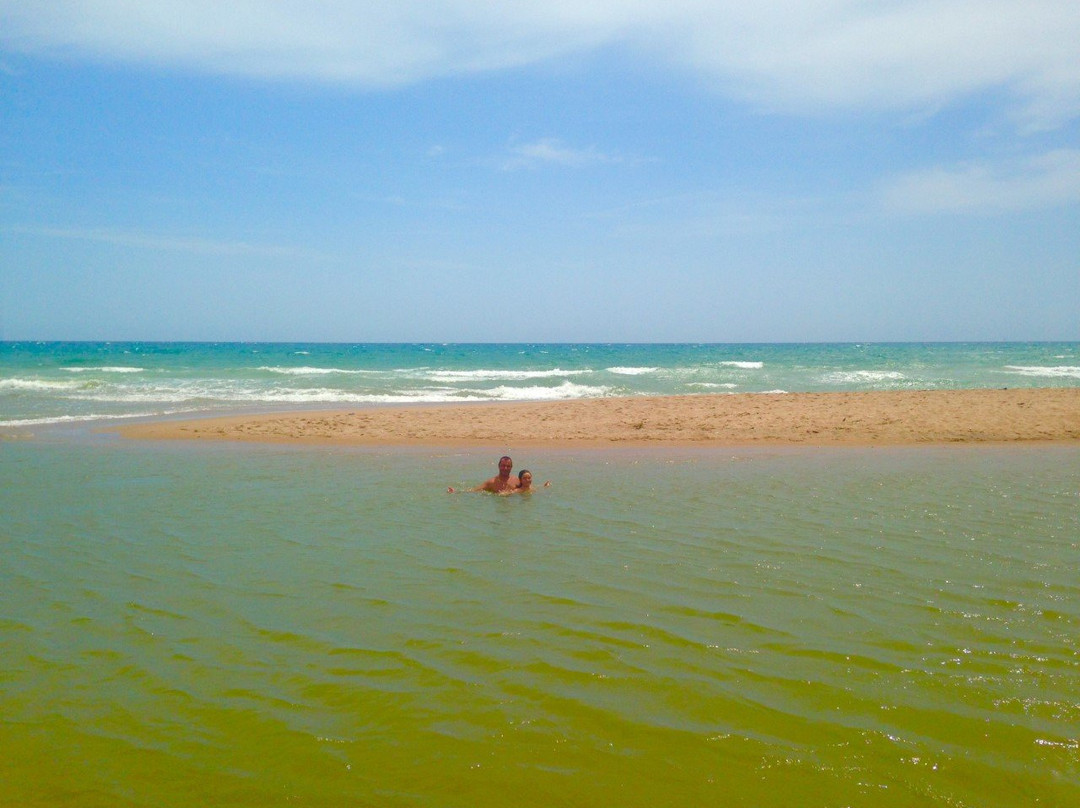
<box><xmin>668</xmin><ymin>1</ymin><xmax>1080</xmax><ymax>126</ymax></box>
<box><xmin>880</xmin><ymin>148</ymin><xmax>1080</xmax><ymax>214</ymax></box>
<box><xmin>1</xmin><ymin>2</ymin><xmax>1079</xmax><ymax>128</ymax></box>
<box><xmin>501</xmin><ymin>138</ymin><xmax>623</xmax><ymax>170</ymax></box>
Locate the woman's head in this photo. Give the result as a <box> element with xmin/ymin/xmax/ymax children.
<box><xmin>517</xmin><ymin>470</ymin><xmax>533</xmax><ymax>488</ymax></box>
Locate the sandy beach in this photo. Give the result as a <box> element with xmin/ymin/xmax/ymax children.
<box><xmin>116</xmin><ymin>387</ymin><xmax>1080</xmax><ymax>447</ymax></box>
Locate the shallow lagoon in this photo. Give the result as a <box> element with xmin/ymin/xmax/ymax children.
<box><xmin>3</xmin><ymin>439</ymin><xmax>1078</xmax><ymax>806</ymax></box>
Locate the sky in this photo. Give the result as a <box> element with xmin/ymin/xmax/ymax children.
<box><xmin>1</xmin><ymin>1</ymin><xmax>1078</xmax><ymax>342</ymax></box>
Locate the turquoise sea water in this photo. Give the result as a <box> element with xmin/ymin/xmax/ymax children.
<box><xmin>2</xmin><ymin>344</ymin><xmax>1079</xmax><ymax>806</ymax></box>
<box><xmin>3</xmin><ymin>341</ymin><xmax>1079</xmax><ymax>428</ymax></box>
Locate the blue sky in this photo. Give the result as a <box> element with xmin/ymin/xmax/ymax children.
<box><xmin>2</xmin><ymin>1</ymin><xmax>1078</xmax><ymax>342</ymax></box>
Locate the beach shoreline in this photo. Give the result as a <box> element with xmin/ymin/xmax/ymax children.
<box><xmin>113</xmin><ymin>388</ymin><xmax>1080</xmax><ymax>448</ymax></box>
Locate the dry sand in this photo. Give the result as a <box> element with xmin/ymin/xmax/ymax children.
<box><xmin>116</xmin><ymin>388</ymin><xmax>1080</xmax><ymax>448</ymax></box>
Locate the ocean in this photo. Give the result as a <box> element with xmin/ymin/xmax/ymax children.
<box><xmin>2</xmin><ymin>341</ymin><xmax>1079</xmax><ymax>429</ymax></box>
<box><xmin>2</xmin><ymin>343</ymin><xmax>1079</xmax><ymax>807</ymax></box>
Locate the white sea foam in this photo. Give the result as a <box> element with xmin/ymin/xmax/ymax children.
<box><xmin>8</xmin><ymin>377</ymin><xmax>409</xmax><ymax>405</ymax></box>
<box><xmin>76</xmin><ymin>385</ymin><xmax>367</xmax><ymax>404</ymax></box>
<box><xmin>719</xmin><ymin>361</ymin><xmax>764</xmax><ymax>369</ymax></box>
<box><xmin>258</xmin><ymin>366</ymin><xmax>378</xmax><ymax>375</ymax></box>
<box><xmin>687</xmin><ymin>382</ymin><xmax>738</xmax><ymax>389</ymax></box>
<box><xmin>44</xmin><ymin>378</ymin><xmax>614</xmax><ymax>406</ymax></box>
<box><xmin>425</xmin><ymin>368</ymin><xmax>590</xmax><ymax>382</ymax></box>
<box><xmin>821</xmin><ymin>370</ymin><xmax>906</xmax><ymax>384</ymax></box>
<box><xmin>469</xmin><ymin>381</ymin><xmax>612</xmax><ymax>401</ymax></box>
<box><xmin>0</xmin><ymin>411</ymin><xmax>164</xmax><ymax>427</ymax></box>
<box><xmin>1</xmin><ymin>378</ymin><xmax>85</xmax><ymax>391</ymax></box>
<box><xmin>239</xmin><ymin>391</ymin><xmax>492</xmax><ymax>404</ymax></box>
<box><xmin>349</xmin><ymin>393</ymin><xmax>491</xmax><ymax>404</ymax></box>
<box><xmin>606</xmin><ymin>366</ymin><xmax>659</xmax><ymax>375</ymax></box>
<box><xmin>1003</xmin><ymin>365</ymin><xmax>1080</xmax><ymax>379</ymax></box>
<box><xmin>61</xmin><ymin>366</ymin><xmax>145</xmax><ymax>373</ymax></box>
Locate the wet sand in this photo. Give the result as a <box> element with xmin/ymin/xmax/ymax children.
<box><xmin>115</xmin><ymin>388</ymin><xmax>1080</xmax><ymax>447</ymax></box>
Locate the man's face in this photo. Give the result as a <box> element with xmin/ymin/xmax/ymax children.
<box><xmin>498</xmin><ymin>457</ymin><xmax>513</xmax><ymax>476</ymax></box>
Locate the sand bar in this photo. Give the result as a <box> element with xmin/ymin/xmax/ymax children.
<box><xmin>115</xmin><ymin>388</ymin><xmax>1080</xmax><ymax>448</ymax></box>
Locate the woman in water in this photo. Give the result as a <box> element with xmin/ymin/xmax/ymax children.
<box><xmin>500</xmin><ymin>469</ymin><xmax>550</xmax><ymax>495</ymax></box>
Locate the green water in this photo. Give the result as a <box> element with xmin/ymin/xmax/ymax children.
<box><xmin>2</xmin><ymin>440</ymin><xmax>1078</xmax><ymax>806</ymax></box>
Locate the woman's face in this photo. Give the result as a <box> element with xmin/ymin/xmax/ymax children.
<box><xmin>519</xmin><ymin>472</ymin><xmax>533</xmax><ymax>487</ymax></box>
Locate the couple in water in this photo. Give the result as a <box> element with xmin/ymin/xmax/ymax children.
<box><xmin>447</xmin><ymin>455</ymin><xmax>551</xmax><ymax>495</ymax></box>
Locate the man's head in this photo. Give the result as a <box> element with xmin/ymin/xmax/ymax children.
<box><xmin>498</xmin><ymin>456</ymin><xmax>513</xmax><ymax>477</ymax></box>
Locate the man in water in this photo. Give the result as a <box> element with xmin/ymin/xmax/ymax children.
<box><xmin>448</xmin><ymin>455</ymin><xmax>519</xmax><ymax>494</ymax></box>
